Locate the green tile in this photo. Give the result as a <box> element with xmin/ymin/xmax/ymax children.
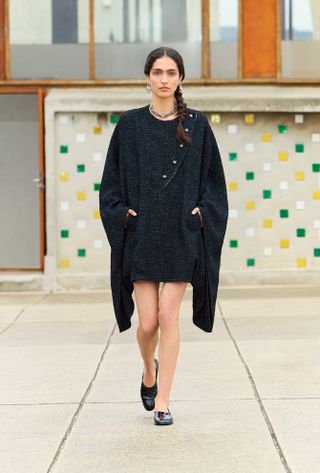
<box><xmin>247</xmin><ymin>258</ymin><xmax>255</xmax><ymax>267</ymax></box>
<box><xmin>60</xmin><ymin>145</ymin><xmax>68</xmax><ymax>154</ymax></box>
<box><xmin>60</xmin><ymin>230</ymin><xmax>69</xmax><ymax>238</ymax></box>
<box><xmin>94</xmin><ymin>183</ymin><xmax>100</xmax><ymax>191</ymax></box>
<box><xmin>314</xmin><ymin>248</ymin><xmax>320</xmax><ymax>257</ymax></box>
<box><xmin>246</xmin><ymin>171</ymin><xmax>254</xmax><ymax>180</ymax></box>
<box><xmin>278</xmin><ymin>124</ymin><xmax>287</xmax><ymax>134</ymax></box>
<box><xmin>295</xmin><ymin>143</ymin><xmax>304</xmax><ymax>153</ymax></box>
<box><xmin>263</xmin><ymin>189</ymin><xmax>272</xmax><ymax>199</ymax></box>
<box><xmin>77</xmin><ymin>164</ymin><xmax>85</xmax><ymax>172</ymax></box>
<box><xmin>110</xmin><ymin>114</ymin><xmax>121</xmax><ymax>124</ymax></box>
<box><xmin>230</xmin><ymin>240</ymin><xmax>238</xmax><ymax>248</ymax></box>
<box><xmin>312</xmin><ymin>163</ymin><xmax>320</xmax><ymax>172</ymax></box>
<box><xmin>296</xmin><ymin>228</ymin><xmax>305</xmax><ymax>237</ymax></box>
<box><xmin>229</xmin><ymin>152</ymin><xmax>237</xmax><ymax>161</ymax></box>
<box><xmin>77</xmin><ymin>248</ymin><xmax>86</xmax><ymax>257</ymax></box>
<box><xmin>280</xmin><ymin>209</ymin><xmax>289</xmax><ymax>218</ymax></box>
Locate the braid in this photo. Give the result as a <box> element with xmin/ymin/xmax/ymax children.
<box><xmin>174</xmin><ymin>87</ymin><xmax>192</xmax><ymax>145</ymax></box>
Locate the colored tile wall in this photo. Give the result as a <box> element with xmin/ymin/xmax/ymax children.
<box><xmin>212</xmin><ymin>112</ymin><xmax>320</xmax><ymax>270</ymax></box>
<box><xmin>55</xmin><ymin>111</ymin><xmax>320</xmax><ymax>273</ymax></box>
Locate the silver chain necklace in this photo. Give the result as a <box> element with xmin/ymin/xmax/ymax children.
<box><xmin>149</xmin><ymin>101</ymin><xmax>178</xmax><ymax>119</ymax></box>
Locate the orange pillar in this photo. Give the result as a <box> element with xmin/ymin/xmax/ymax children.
<box><xmin>241</xmin><ymin>0</ymin><xmax>280</xmax><ymax>78</ymax></box>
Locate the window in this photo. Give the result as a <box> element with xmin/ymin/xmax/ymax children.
<box><xmin>9</xmin><ymin>0</ymin><xmax>89</xmax><ymax>79</ymax></box>
<box><xmin>281</xmin><ymin>0</ymin><xmax>320</xmax><ymax>78</ymax></box>
<box><xmin>94</xmin><ymin>0</ymin><xmax>202</xmax><ymax>79</ymax></box>
<box><xmin>210</xmin><ymin>0</ymin><xmax>238</xmax><ymax>78</ymax></box>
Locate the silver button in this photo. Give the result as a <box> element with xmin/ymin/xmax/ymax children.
<box><xmin>189</xmin><ymin>113</ymin><xmax>193</xmax><ymax>117</ymax></box>
<box><xmin>162</xmin><ymin>174</ymin><xmax>167</xmax><ymax>179</ymax></box>
<box><xmin>172</xmin><ymin>160</ymin><xmax>177</xmax><ymax>164</ymax></box>
<box><xmin>179</xmin><ymin>143</ymin><xmax>184</xmax><ymax>147</ymax></box>
<box><xmin>185</xmin><ymin>128</ymin><xmax>189</xmax><ymax>132</ymax></box>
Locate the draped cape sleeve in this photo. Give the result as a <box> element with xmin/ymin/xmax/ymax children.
<box><xmin>191</xmin><ymin>119</ymin><xmax>229</xmax><ymax>332</ymax></box>
<box><xmin>99</xmin><ymin>117</ymin><xmax>134</xmax><ymax>332</ymax></box>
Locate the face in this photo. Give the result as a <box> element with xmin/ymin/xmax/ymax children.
<box><xmin>146</xmin><ymin>56</ymin><xmax>183</xmax><ymax>98</ymax></box>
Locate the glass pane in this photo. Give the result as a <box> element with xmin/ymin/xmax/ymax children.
<box><xmin>95</xmin><ymin>0</ymin><xmax>202</xmax><ymax>79</ymax></box>
<box><xmin>9</xmin><ymin>0</ymin><xmax>89</xmax><ymax>79</ymax></box>
<box><xmin>281</xmin><ymin>0</ymin><xmax>320</xmax><ymax>78</ymax></box>
<box><xmin>210</xmin><ymin>0</ymin><xmax>238</xmax><ymax>78</ymax></box>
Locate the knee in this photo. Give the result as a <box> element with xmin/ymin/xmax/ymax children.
<box><xmin>138</xmin><ymin>317</ymin><xmax>159</xmax><ymax>336</ymax></box>
<box><xmin>158</xmin><ymin>308</ymin><xmax>179</xmax><ymax>329</ymax></box>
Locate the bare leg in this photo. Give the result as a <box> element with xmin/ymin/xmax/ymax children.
<box><xmin>133</xmin><ymin>280</ymin><xmax>160</xmax><ymax>387</ymax></box>
<box><xmin>154</xmin><ymin>281</ymin><xmax>188</xmax><ymax>412</ymax></box>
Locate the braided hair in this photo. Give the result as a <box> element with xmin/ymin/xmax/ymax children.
<box><xmin>144</xmin><ymin>47</ymin><xmax>192</xmax><ymax>145</ymax></box>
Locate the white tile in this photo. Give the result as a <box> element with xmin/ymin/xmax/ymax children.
<box><xmin>311</xmin><ymin>133</ymin><xmax>320</xmax><ymax>142</ymax></box>
<box><xmin>264</xmin><ymin>247</ymin><xmax>273</xmax><ymax>256</ymax></box>
<box><xmin>295</xmin><ymin>114</ymin><xmax>304</xmax><ymax>123</ymax></box>
<box><xmin>229</xmin><ymin>209</ymin><xmax>238</xmax><ymax>218</ymax></box>
<box><xmin>93</xmin><ymin>152</ymin><xmax>103</xmax><ymax>161</ymax></box>
<box><xmin>263</xmin><ymin>162</ymin><xmax>272</xmax><ymax>171</ymax></box>
<box><xmin>60</xmin><ymin>201</ymin><xmax>70</xmax><ymax>211</ymax></box>
<box><xmin>296</xmin><ymin>201</ymin><xmax>305</xmax><ymax>210</ymax></box>
<box><xmin>313</xmin><ymin>219</ymin><xmax>320</xmax><ymax>229</ymax></box>
<box><xmin>76</xmin><ymin>133</ymin><xmax>86</xmax><ymax>143</ymax></box>
<box><xmin>245</xmin><ymin>143</ymin><xmax>255</xmax><ymax>152</ymax></box>
<box><xmin>228</xmin><ymin>124</ymin><xmax>238</xmax><ymax>134</ymax></box>
<box><xmin>59</xmin><ymin>115</ymin><xmax>69</xmax><ymax>124</ymax></box>
<box><xmin>245</xmin><ymin>227</ymin><xmax>255</xmax><ymax>237</ymax></box>
<box><xmin>93</xmin><ymin>240</ymin><xmax>103</xmax><ymax>249</ymax></box>
<box><xmin>280</xmin><ymin>181</ymin><xmax>288</xmax><ymax>190</ymax></box>
<box><xmin>77</xmin><ymin>220</ymin><xmax>87</xmax><ymax>229</ymax></box>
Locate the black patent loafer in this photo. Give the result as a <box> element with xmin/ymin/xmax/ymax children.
<box><xmin>154</xmin><ymin>408</ymin><xmax>173</xmax><ymax>425</ymax></box>
<box><xmin>140</xmin><ymin>358</ymin><xmax>159</xmax><ymax>411</ymax></box>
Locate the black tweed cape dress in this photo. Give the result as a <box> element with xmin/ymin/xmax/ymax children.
<box><xmin>99</xmin><ymin>104</ymin><xmax>229</xmax><ymax>333</ymax></box>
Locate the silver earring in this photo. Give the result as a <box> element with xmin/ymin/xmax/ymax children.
<box><xmin>146</xmin><ymin>82</ymin><xmax>152</xmax><ymax>93</ymax></box>
<box><xmin>178</xmin><ymin>83</ymin><xmax>183</xmax><ymax>93</ymax></box>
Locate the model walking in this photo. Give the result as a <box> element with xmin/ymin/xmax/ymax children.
<box><xmin>99</xmin><ymin>47</ymin><xmax>229</xmax><ymax>426</ymax></box>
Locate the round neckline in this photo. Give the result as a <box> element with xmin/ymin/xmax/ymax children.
<box><xmin>146</xmin><ymin>105</ymin><xmax>179</xmax><ymax>123</ymax></box>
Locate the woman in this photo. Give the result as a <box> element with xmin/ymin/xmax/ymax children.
<box><xmin>99</xmin><ymin>47</ymin><xmax>229</xmax><ymax>426</ymax></box>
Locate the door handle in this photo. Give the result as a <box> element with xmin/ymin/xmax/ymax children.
<box><xmin>32</xmin><ymin>176</ymin><xmax>45</xmax><ymax>189</ymax></box>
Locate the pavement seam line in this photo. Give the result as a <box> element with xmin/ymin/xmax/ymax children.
<box><xmin>46</xmin><ymin>322</ymin><xmax>117</xmax><ymax>473</ymax></box>
<box><xmin>217</xmin><ymin>300</ymin><xmax>293</xmax><ymax>473</ymax></box>
<box><xmin>0</xmin><ymin>292</ymin><xmax>51</xmax><ymax>337</ymax></box>
<box><xmin>1</xmin><ymin>395</ymin><xmax>319</xmax><ymax>407</ymax></box>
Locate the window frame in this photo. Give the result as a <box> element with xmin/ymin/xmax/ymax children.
<box><xmin>1</xmin><ymin>0</ymin><xmax>320</xmax><ymax>86</ymax></box>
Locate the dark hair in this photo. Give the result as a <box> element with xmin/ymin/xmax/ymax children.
<box><xmin>144</xmin><ymin>46</ymin><xmax>191</xmax><ymax>145</ymax></box>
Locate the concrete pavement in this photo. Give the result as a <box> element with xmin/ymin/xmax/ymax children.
<box><xmin>0</xmin><ymin>286</ymin><xmax>319</xmax><ymax>473</ymax></box>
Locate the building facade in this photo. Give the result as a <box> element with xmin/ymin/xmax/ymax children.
<box><xmin>0</xmin><ymin>0</ymin><xmax>320</xmax><ymax>290</ymax></box>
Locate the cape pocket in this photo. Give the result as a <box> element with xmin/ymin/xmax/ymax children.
<box><xmin>125</xmin><ymin>213</ymin><xmax>138</xmax><ymax>231</ymax></box>
<box><xmin>186</xmin><ymin>211</ymin><xmax>202</xmax><ymax>231</ymax></box>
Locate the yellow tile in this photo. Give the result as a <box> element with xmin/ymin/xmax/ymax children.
<box><xmin>210</xmin><ymin>114</ymin><xmax>221</xmax><ymax>124</ymax></box>
<box><xmin>60</xmin><ymin>171</ymin><xmax>69</xmax><ymax>181</ymax></box>
<box><xmin>59</xmin><ymin>259</ymin><xmax>70</xmax><ymax>268</ymax></box>
<box><xmin>278</xmin><ymin>151</ymin><xmax>288</xmax><ymax>161</ymax></box>
<box><xmin>262</xmin><ymin>133</ymin><xmax>271</xmax><ymax>142</ymax></box>
<box><xmin>228</xmin><ymin>182</ymin><xmax>238</xmax><ymax>191</ymax></box>
<box><xmin>280</xmin><ymin>239</ymin><xmax>289</xmax><ymax>248</ymax></box>
<box><xmin>77</xmin><ymin>191</ymin><xmax>86</xmax><ymax>200</ymax></box>
<box><xmin>263</xmin><ymin>219</ymin><xmax>272</xmax><ymax>228</ymax></box>
<box><xmin>93</xmin><ymin>126</ymin><xmax>102</xmax><ymax>134</ymax></box>
<box><xmin>295</xmin><ymin>171</ymin><xmax>305</xmax><ymax>181</ymax></box>
<box><xmin>245</xmin><ymin>201</ymin><xmax>255</xmax><ymax>210</ymax></box>
<box><xmin>313</xmin><ymin>190</ymin><xmax>320</xmax><ymax>200</ymax></box>
<box><xmin>94</xmin><ymin>209</ymin><xmax>101</xmax><ymax>219</ymax></box>
<box><xmin>244</xmin><ymin>113</ymin><xmax>255</xmax><ymax>124</ymax></box>
<box><xmin>297</xmin><ymin>258</ymin><xmax>306</xmax><ymax>268</ymax></box>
